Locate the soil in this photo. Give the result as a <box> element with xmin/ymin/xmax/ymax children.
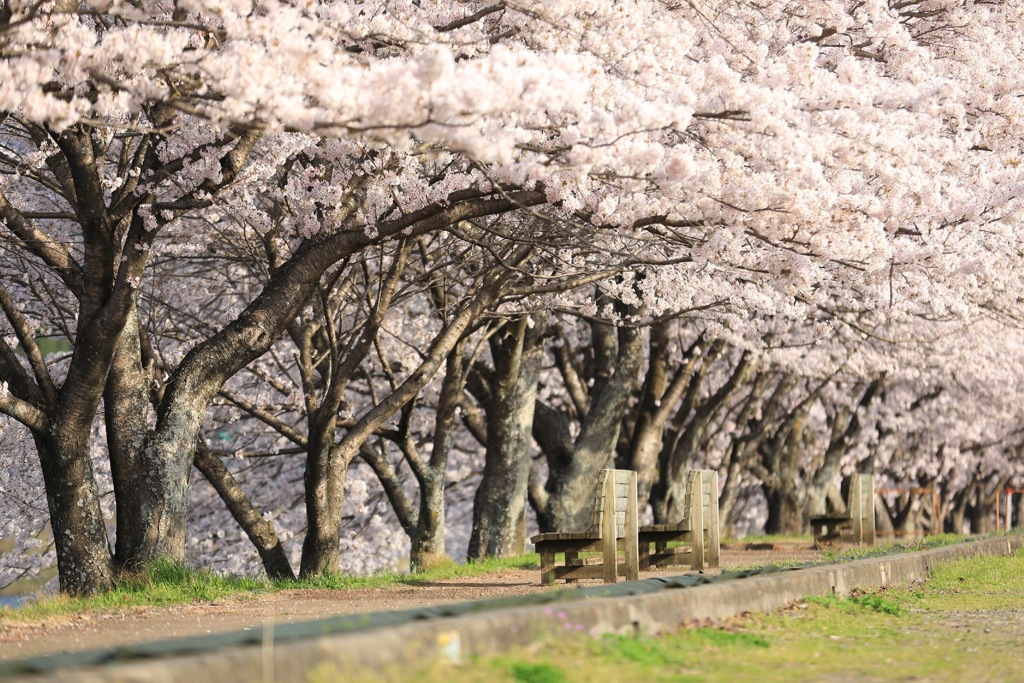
<box><xmin>0</xmin><ymin>543</ymin><xmax>823</xmax><ymax>661</ymax></box>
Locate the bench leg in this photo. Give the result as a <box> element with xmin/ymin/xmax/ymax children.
<box><xmin>601</xmin><ymin>536</ymin><xmax>617</xmax><ymax>584</ymax></box>
<box><xmin>540</xmin><ymin>548</ymin><xmax>556</xmax><ymax>585</ymax></box>
<box><xmin>639</xmin><ymin>541</ymin><xmax>651</xmax><ymax>570</ymax></box>
<box><xmin>564</xmin><ymin>550</ymin><xmax>579</xmax><ymax>585</ymax></box>
<box><xmin>624</xmin><ymin>536</ymin><xmax>639</xmax><ymax>582</ymax></box>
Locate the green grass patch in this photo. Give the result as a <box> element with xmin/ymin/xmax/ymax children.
<box><xmin>818</xmin><ymin>533</ymin><xmax>963</xmax><ymax>563</ymax></box>
<box><xmin>507</xmin><ymin>661</ymin><xmax>566</xmax><ymax>683</ymax></box>
<box><xmin>0</xmin><ymin>554</ymin><xmax>541</xmax><ymax>625</ymax></box>
<box><xmin>281</xmin><ymin>553</ymin><xmax>540</xmax><ymax>591</ymax></box>
<box><xmin>805</xmin><ymin>593</ymin><xmax>903</xmax><ymax>615</ymax></box>
<box><xmin>399</xmin><ymin>546</ymin><xmax>1024</xmax><ymax>683</ymax></box>
<box><xmin>0</xmin><ymin>558</ymin><xmax>267</xmax><ymax>624</ymax></box>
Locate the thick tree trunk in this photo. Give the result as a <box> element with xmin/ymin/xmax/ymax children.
<box><xmin>624</xmin><ymin>323</ymin><xmax>670</xmax><ymax>506</ymax></box>
<box><xmin>468</xmin><ymin>315</ymin><xmax>545</xmax><ymax>559</ymax></box>
<box><xmin>104</xmin><ymin>310</ymin><xmax>153</xmax><ymax>568</ymax></box>
<box><xmin>804</xmin><ymin>483</ymin><xmax>832</xmax><ymax>519</ymax></box>
<box><xmin>411</xmin><ymin>470</ymin><xmax>447</xmax><ymax>568</ymax></box>
<box><xmin>653</xmin><ymin>351</ymin><xmax>755</xmax><ymax>524</ymax></box>
<box><xmin>805</xmin><ymin>382</ymin><xmax>883</xmax><ymax>522</ymax></box>
<box><xmin>540</xmin><ymin>315</ymin><xmax>643</xmax><ymax>531</ymax></box>
<box><xmin>35</xmin><ymin>429</ymin><xmax>114</xmax><ymax>594</ymax></box>
<box><xmin>874</xmin><ymin>495</ymin><xmax>895</xmax><ymax>535</ymax></box>
<box><xmin>969</xmin><ymin>482</ymin><xmax>997</xmax><ymax>534</ymax></box>
<box><xmin>947</xmin><ymin>488</ymin><xmax>968</xmax><ymax>534</ymax></box>
<box><xmin>717</xmin><ymin>454</ymin><xmax>744</xmax><ymax>539</ymax></box>
<box><xmin>763</xmin><ymin>486</ymin><xmax>806</xmax><ymax>536</ymax></box>
<box><xmin>300</xmin><ymin>425</ymin><xmax>346</xmax><ymax>577</ymax></box>
<box><xmin>760</xmin><ymin>407</ymin><xmax>809</xmax><ymax>536</ymax></box>
<box><xmin>624</xmin><ymin>326</ymin><xmax>705</xmax><ymax>511</ymax></box>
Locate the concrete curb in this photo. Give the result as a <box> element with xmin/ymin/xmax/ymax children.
<box><xmin>12</xmin><ymin>536</ymin><xmax>1024</xmax><ymax>682</ymax></box>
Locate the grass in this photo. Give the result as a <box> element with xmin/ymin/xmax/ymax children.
<box><xmin>817</xmin><ymin>532</ymin><xmax>962</xmax><ymax>563</ymax></box>
<box><xmin>398</xmin><ymin>546</ymin><xmax>1024</xmax><ymax>683</ymax></box>
<box><xmin>0</xmin><ymin>558</ymin><xmax>268</xmax><ymax>624</ymax></box>
<box><xmin>0</xmin><ymin>554</ymin><xmax>542</xmax><ymax>625</ymax></box>
<box><xmin>277</xmin><ymin>553</ymin><xmax>541</xmax><ymax>591</ymax></box>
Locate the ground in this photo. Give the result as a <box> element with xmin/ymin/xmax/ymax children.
<box><xmin>0</xmin><ymin>544</ymin><xmax>822</xmax><ymax>661</ymax></box>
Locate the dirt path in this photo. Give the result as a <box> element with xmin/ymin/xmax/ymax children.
<box><xmin>0</xmin><ymin>544</ymin><xmax>822</xmax><ymax>661</ymax></box>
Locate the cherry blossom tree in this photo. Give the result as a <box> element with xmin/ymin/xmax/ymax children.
<box><xmin>5</xmin><ymin>0</ymin><xmax>1024</xmax><ymax>593</ymax></box>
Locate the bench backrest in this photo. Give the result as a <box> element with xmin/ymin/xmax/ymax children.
<box><xmin>848</xmin><ymin>472</ymin><xmax>875</xmax><ymax>544</ymax></box>
<box><xmin>679</xmin><ymin>469</ymin><xmax>718</xmax><ymax>530</ymax></box>
<box><xmin>586</xmin><ymin>469</ymin><xmax>638</xmax><ymax>539</ymax></box>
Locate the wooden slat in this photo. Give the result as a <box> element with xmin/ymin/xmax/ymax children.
<box><xmin>531</xmin><ymin>531</ymin><xmax>600</xmax><ymax>543</ymax></box>
<box><xmin>707</xmin><ymin>470</ymin><xmax>720</xmax><ymax>567</ymax></box>
<box><xmin>623</xmin><ymin>469</ymin><xmax>639</xmax><ymax>581</ymax></box>
<box><xmin>692</xmin><ymin>471</ymin><xmax>705</xmax><ymax>570</ymax></box>
<box><xmin>601</xmin><ymin>470</ymin><xmax>617</xmax><ymax>583</ymax></box>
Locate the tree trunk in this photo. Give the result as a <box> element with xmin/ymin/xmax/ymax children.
<box><xmin>805</xmin><ymin>382</ymin><xmax>883</xmax><ymax>521</ymax></box>
<box><xmin>763</xmin><ymin>486</ymin><xmax>805</xmax><ymax>536</ymax></box>
<box><xmin>541</xmin><ymin>314</ymin><xmax>643</xmax><ymax>531</ymax></box>
<box><xmin>947</xmin><ymin>488</ymin><xmax>968</xmax><ymax>534</ymax></box>
<box><xmin>35</xmin><ymin>428</ymin><xmax>114</xmax><ymax>594</ymax></box>
<box><xmin>468</xmin><ymin>315</ymin><xmax>545</xmax><ymax>559</ymax></box>
<box><xmin>104</xmin><ymin>309</ymin><xmax>153</xmax><ymax>569</ymax></box>
<box><xmin>760</xmin><ymin>406</ymin><xmax>809</xmax><ymax>536</ymax></box>
<box><xmin>717</xmin><ymin>453</ymin><xmax>745</xmax><ymax>539</ymax></box>
<box><xmin>623</xmin><ymin>327</ymin><xmax>705</xmax><ymax>511</ymax></box>
<box><xmin>624</xmin><ymin>323</ymin><xmax>670</xmax><ymax>506</ymax></box>
<box><xmin>969</xmin><ymin>482</ymin><xmax>997</xmax><ymax>534</ymax></box>
<box><xmin>804</xmin><ymin>482</ymin><xmax>832</xmax><ymax>519</ymax></box>
<box><xmin>410</xmin><ymin>468</ymin><xmax>447</xmax><ymax>569</ymax></box>
<box><xmin>411</xmin><ymin>343</ymin><xmax>467</xmax><ymax>569</ymax></box>
<box><xmin>1014</xmin><ymin>490</ymin><xmax>1024</xmax><ymax>530</ymax></box>
<box><xmin>874</xmin><ymin>495</ymin><xmax>895</xmax><ymax>535</ymax></box>
<box><xmin>193</xmin><ymin>444</ymin><xmax>296</xmax><ymax>580</ymax></box>
<box><xmin>300</xmin><ymin>424</ymin><xmax>346</xmax><ymax>577</ymax></box>
<box><xmin>654</xmin><ymin>350</ymin><xmax>755</xmax><ymax>524</ymax></box>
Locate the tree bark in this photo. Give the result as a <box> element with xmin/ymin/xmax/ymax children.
<box><xmin>468</xmin><ymin>314</ymin><xmax>546</xmax><ymax>559</ymax></box>
<box><xmin>34</xmin><ymin>428</ymin><xmax>115</xmax><ymax>594</ymax></box>
<box><xmin>411</xmin><ymin>342</ymin><xmax>467</xmax><ymax>568</ymax></box>
<box><xmin>805</xmin><ymin>381</ymin><xmax>883</xmax><ymax>519</ymax></box>
<box><xmin>104</xmin><ymin>308</ymin><xmax>153</xmax><ymax>569</ymax></box>
<box><xmin>536</xmin><ymin>308</ymin><xmax>644</xmax><ymax>532</ymax></box>
<box><xmin>623</xmin><ymin>327</ymin><xmax>705</xmax><ymax>510</ymax></box>
<box><xmin>140</xmin><ymin>197</ymin><xmax>544</xmax><ymax>573</ymax></box>
<box><xmin>193</xmin><ymin>444</ymin><xmax>296</xmax><ymax>580</ymax></box>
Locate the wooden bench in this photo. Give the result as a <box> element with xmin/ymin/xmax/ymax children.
<box><xmin>810</xmin><ymin>472</ymin><xmax>875</xmax><ymax>545</ymax></box>
<box><xmin>530</xmin><ymin>469</ymin><xmax>640</xmax><ymax>585</ymax></box>
<box><xmin>639</xmin><ymin>469</ymin><xmax>720</xmax><ymax>571</ymax></box>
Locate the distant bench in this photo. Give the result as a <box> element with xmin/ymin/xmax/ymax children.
<box><xmin>639</xmin><ymin>469</ymin><xmax>720</xmax><ymax>571</ymax></box>
<box><xmin>810</xmin><ymin>472</ymin><xmax>875</xmax><ymax>545</ymax></box>
<box><xmin>530</xmin><ymin>469</ymin><xmax>640</xmax><ymax>585</ymax></box>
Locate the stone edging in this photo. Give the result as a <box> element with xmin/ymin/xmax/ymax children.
<box><xmin>10</xmin><ymin>536</ymin><xmax>1023</xmax><ymax>682</ymax></box>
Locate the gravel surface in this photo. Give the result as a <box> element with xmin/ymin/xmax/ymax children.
<box><xmin>0</xmin><ymin>544</ymin><xmax>824</xmax><ymax>661</ymax></box>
